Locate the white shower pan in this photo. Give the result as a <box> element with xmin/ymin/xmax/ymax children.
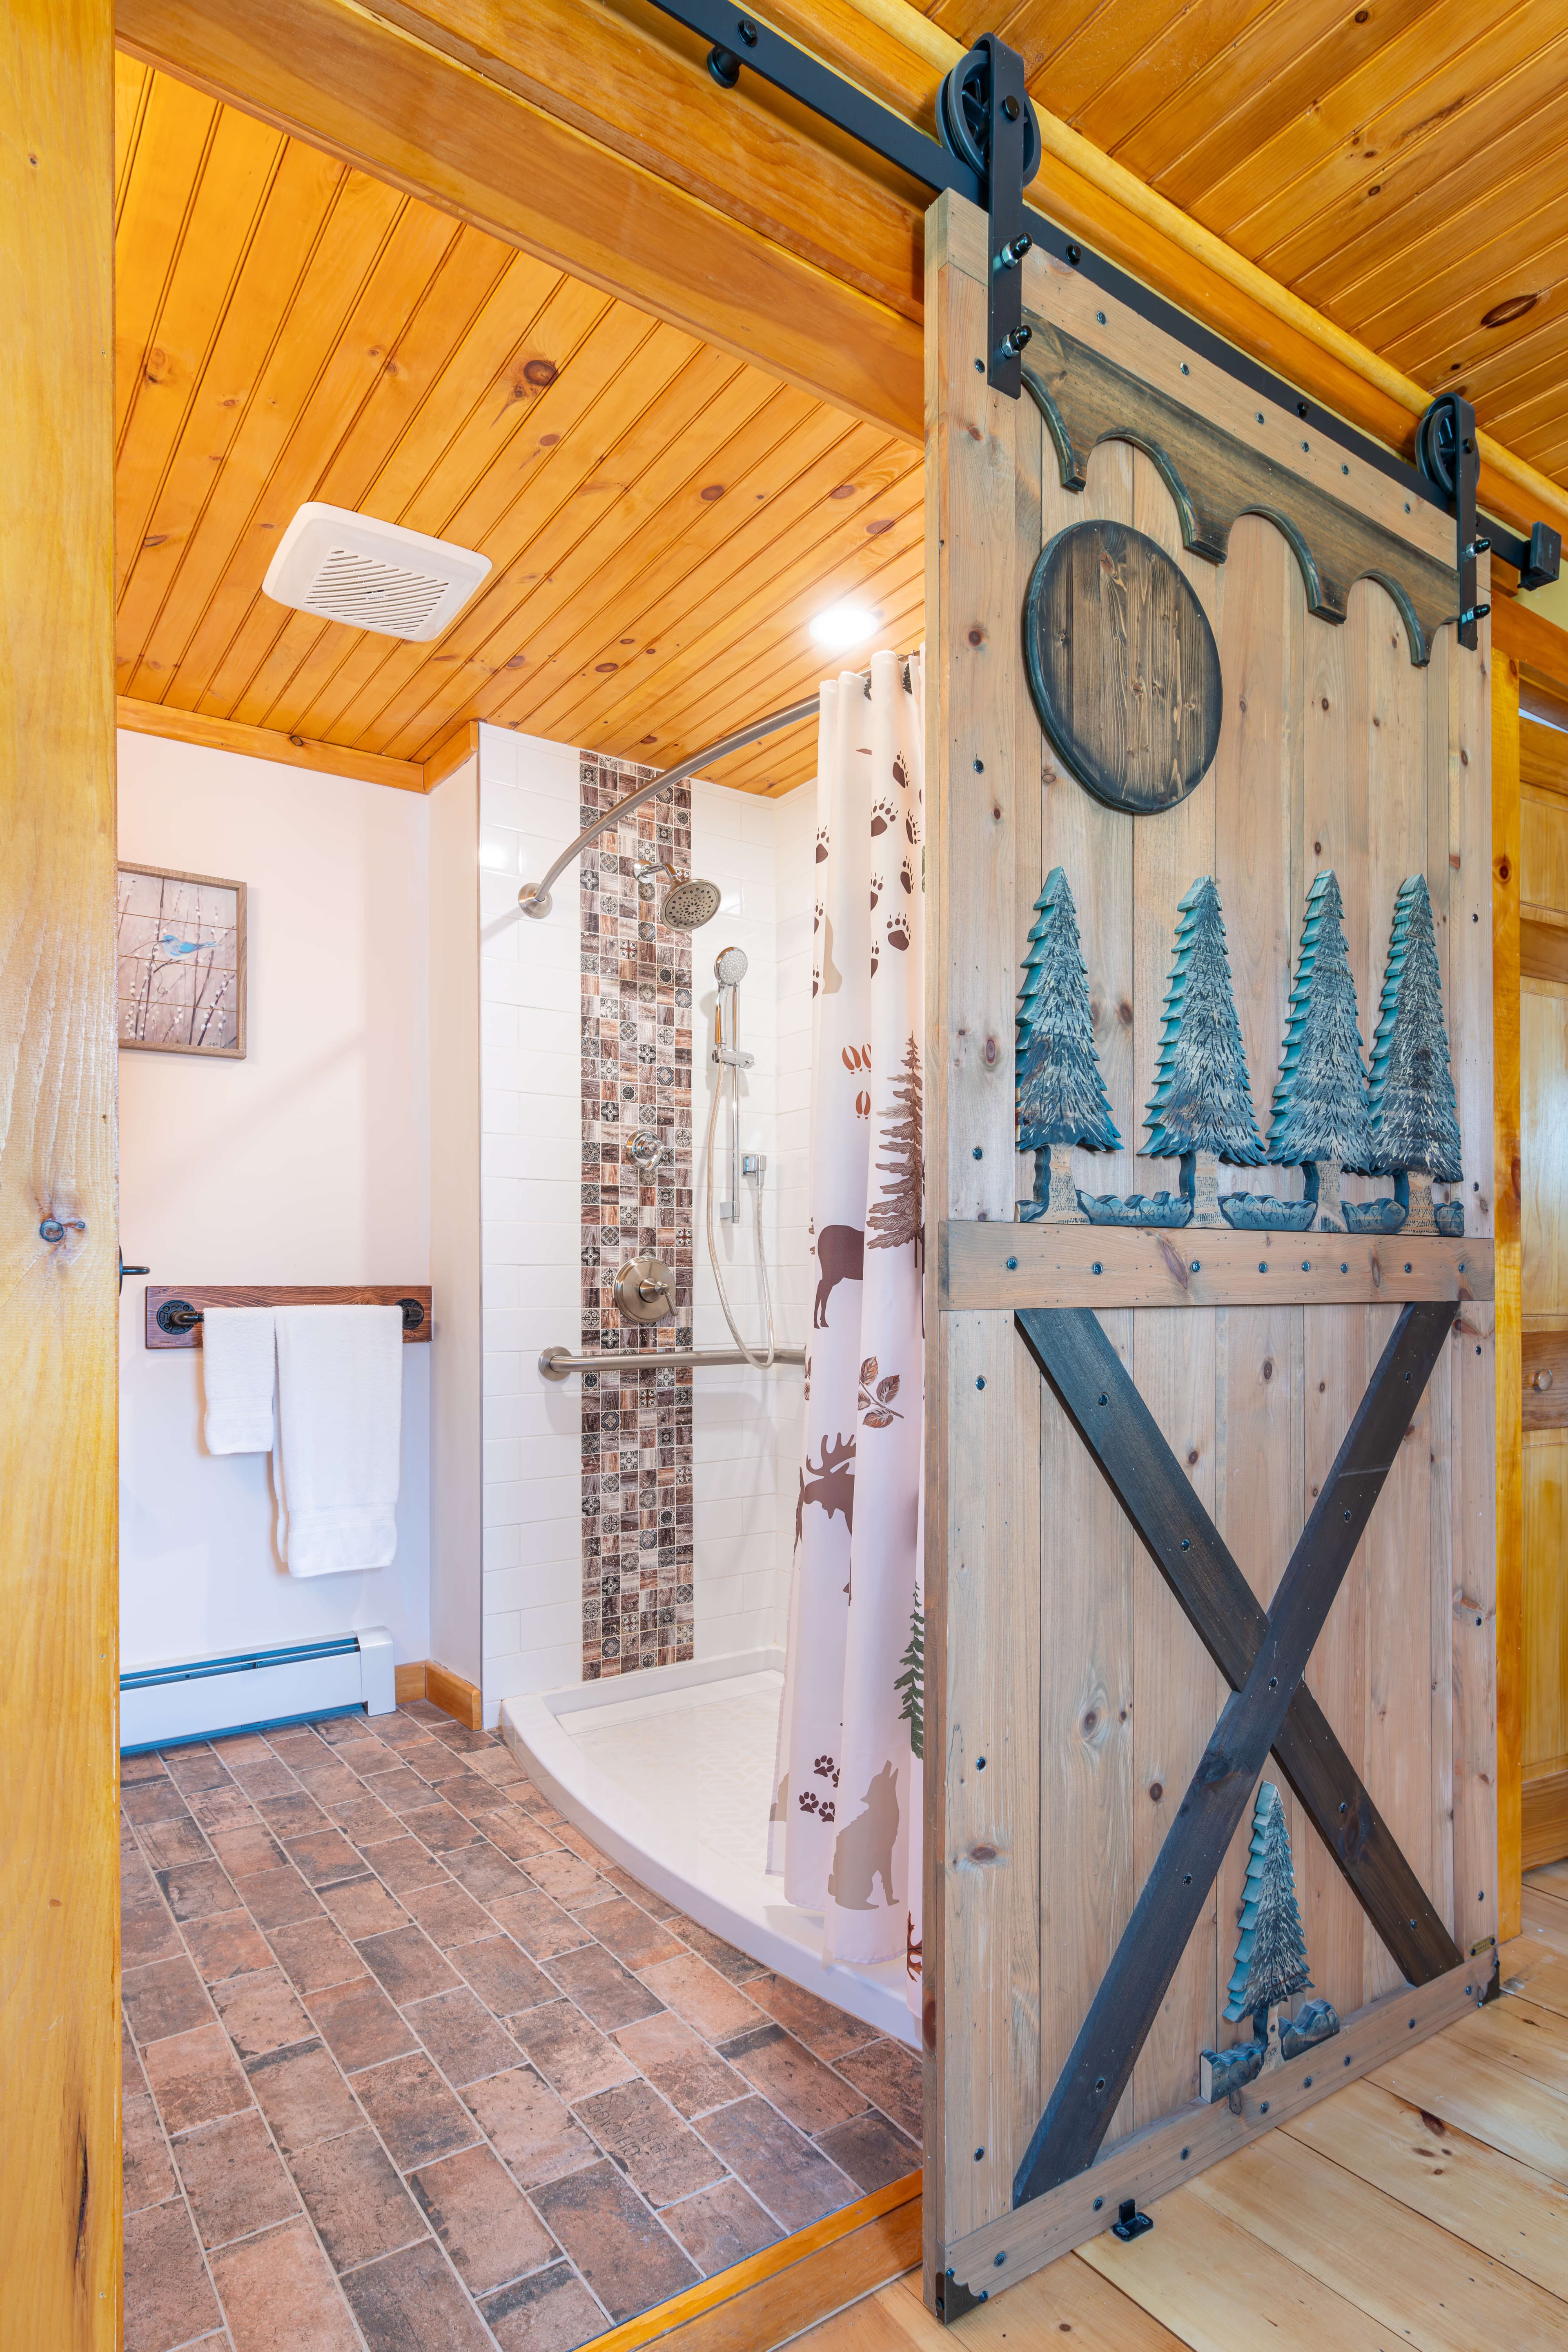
<box><xmin>501</xmin><ymin>1651</ymin><xmax>918</xmax><ymax>2047</ymax></box>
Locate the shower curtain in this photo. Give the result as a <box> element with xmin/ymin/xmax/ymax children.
<box><xmin>770</xmin><ymin>649</ymin><xmax>925</xmax><ymax>2011</ymax></box>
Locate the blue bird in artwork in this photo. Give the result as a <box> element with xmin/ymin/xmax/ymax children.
<box><xmin>158</xmin><ymin>933</ymin><xmax>205</xmax><ymax>955</ymax></box>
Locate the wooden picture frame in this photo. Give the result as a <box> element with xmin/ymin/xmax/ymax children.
<box><xmin>116</xmin><ymin>862</ymin><xmax>247</xmax><ymax>1058</ymax></box>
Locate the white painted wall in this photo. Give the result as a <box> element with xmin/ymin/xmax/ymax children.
<box><xmin>117</xmin><ymin>731</ymin><xmax>432</xmax><ymax>1671</ymax></box>
<box><xmin>474</xmin><ymin>725</ymin><xmax>584</xmax><ymax>1720</ymax></box>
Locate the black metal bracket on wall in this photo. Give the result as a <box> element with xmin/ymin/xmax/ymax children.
<box><xmin>650</xmin><ymin>7</ymin><xmax>1562</xmax><ymax>591</ymax></box>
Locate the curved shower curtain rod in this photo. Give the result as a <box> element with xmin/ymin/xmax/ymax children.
<box><xmin>517</xmin><ymin>657</ymin><xmax>914</xmax><ymax>921</ymax></box>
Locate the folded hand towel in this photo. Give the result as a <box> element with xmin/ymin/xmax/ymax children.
<box><xmin>201</xmin><ymin>1307</ymin><xmax>276</xmax><ymax>1453</ymax></box>
<box><xmin>273</xmin><ymin>1305</ymin><xmax>403</xmax><ymax>1576</ymax></box>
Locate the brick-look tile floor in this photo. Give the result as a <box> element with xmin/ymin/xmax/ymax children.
<box><xmin>121</xmin><ymin>1700</ymin><xmax>920</xmax><ymax>2352</ymax></box>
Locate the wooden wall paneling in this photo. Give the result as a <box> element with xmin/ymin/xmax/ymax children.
<box><xmin>1521</xmin><ymin>715</ymin><xmax>1568</xmax><ymax>802</ymax></box>
<box><xmin>1490</xmin><ymin>640</ymin><xmax>1524</xmax><ymax>1936</ymax></box>
<box><xmin>1127</xmin><ymin>450</ymin><xmax>1220</xmax><ymax>2128</ymax></box>
<box><xmin>1522</xmin><ymin>1432</ymin><xmax>1568</xmax><ymax>1776</ymax></box>
<box><xmin>1521</xmin><ymin>983</ymin><xmax>1568</xmax><ymax>1305</ymax></box>
<box><xmin>2</xmin><ymin>4</ymin><xmax>119</xmax><ymax>2343</ymax></box>
<box><xmin>922</xmin><ymin>193</ymin><xmax>1038</xmax><ymax>2279</ymax></box>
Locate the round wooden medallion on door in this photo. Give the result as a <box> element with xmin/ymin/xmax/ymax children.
<box><xmin>1024</xmin><ymin>517</ymin><xmax>1222</xmax><ymax>814</ymax></box>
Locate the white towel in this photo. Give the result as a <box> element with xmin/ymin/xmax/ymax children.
<box><xmin>201</xmin><ymin>1308</ymin><xmax>276</xmax><ymax>1454</ymax></box>
<box><xmin>273</xmin><ymin>1305</ymin><xmax>403</xmax><ymax>1576</ymax></box>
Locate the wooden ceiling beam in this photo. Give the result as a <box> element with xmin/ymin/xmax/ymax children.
<box><xmin>114</xmin><ymin>0</ymin><xmax>924</xmax><ymax>441</ymax></box>
<box><xmin>118</xmin><ymin>0</ymin><xmax>1568</xmax><ymax>547</ymax></box>
<box><xmin>116</xmin><ymin>693</ymin><xmax>426</xmax><ymax>788</ymax></box>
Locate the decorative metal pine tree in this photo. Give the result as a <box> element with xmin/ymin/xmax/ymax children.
<box><xmin>1145</xmin><ymin>877</ymin><xmax>1265</xmax><ymax>1225</ymax></box>
<box><xmin>1223</xmin><ymin>1782</ymin><xmax>1312</xmax><ymax>2063</ymax></box>
<box><xmin>1268</xmin><ymin>871</ymin><xmax>1375</xmax><ymax>1232</ymax></box>
<box><xmin>1361</xmin><ymin>874</ymin><xmax>1463</xmax><ymax>1233</ymax></box>
<box><xmin>1016</xmin><ymin>866</ymin><xmax>1122</xmax><ymax>1223</ymax></box>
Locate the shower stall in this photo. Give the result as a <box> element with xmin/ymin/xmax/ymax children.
<box><xmin>479</xmin><ymin>681</ymin><xmax>920</xmax><ymax>2047</ymax></box>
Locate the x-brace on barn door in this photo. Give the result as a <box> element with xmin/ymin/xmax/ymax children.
<box><xmin>1011</xmin><ymin>1302</ymin><xmax>1462</xmax><ymax>2204</ymax></box>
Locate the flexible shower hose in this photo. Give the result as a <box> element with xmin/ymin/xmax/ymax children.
<box><xmin>704</xmin><ymin>1022</ymin><xmax>777</xmax><ymax>1370</ymax></box>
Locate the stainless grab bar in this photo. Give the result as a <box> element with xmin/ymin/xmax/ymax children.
<box><xmin>539</xmin><ymin>1344</ymin><xmax>806</xmax><ymax>1382</ymax></box>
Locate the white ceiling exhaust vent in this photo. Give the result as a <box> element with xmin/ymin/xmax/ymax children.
<box><xmin>262</xmin><ymin>503</ymin><xmax>491</xmax><ymax>641</ymax></box>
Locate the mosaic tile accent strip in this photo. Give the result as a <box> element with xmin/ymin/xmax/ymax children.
<box><xmin>579</xmin><ymin>755</ymin><xmax>695</xmax><ymax>1679</ymax></box>
<box><xmin>120</xmin><ymin>1706</ymin><xmax>921</xmax><ymax>2350</ymax></box>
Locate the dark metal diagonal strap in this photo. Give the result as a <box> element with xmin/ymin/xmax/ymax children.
<box><xmin>1013</xmin><ymin>1300</ymin><xmax>1459</xmax><ymax>2207</ymax></box>
<box><xmin>1014</xmin><ymin>1306</ymin><xmax>1461</xmax><ymax>1991</ymax></box>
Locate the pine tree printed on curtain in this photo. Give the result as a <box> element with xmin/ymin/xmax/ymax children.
<box><xmin>1223</xmin><ymin>1782</ymin><xmax>1313</xmax><ymax>2025</ymax></box>
<box><xmin>1016</xmin><ymin>866</ymin><xmax>1121</xmax><ymax>1223</ymax></box>
<box><xmin>772</xmin><ymin>652</ymin><xmax>925</xmax><ymax>2007</ymax></box>
<box><xmin>894</xmin><ymin>1601</ymin><xmax>923</xmax><ymax>1760</ymax></box>
<box><xmin>868</xmin><ymin>1036</ymin><xmax>924</xmax><ymax>1267</ymax></box>
<box><xmin>1269</xmin><ymin>870</ymin><xmax>1374</xmax><ymax>1232</ymax></box>
<box><xmin>1362</xmin><ymin>873</ymin><xmax>1462</xmax><ymax>1231</ymax></box>
<box><xmin>1145</xmin><ymin>875</ymin><xmax>1265</xmax><ymax>1225</ymax></box>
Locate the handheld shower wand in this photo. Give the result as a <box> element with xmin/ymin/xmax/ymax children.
<box><xmin>705</xmin><ymin>946</ymin><xmax>775</xmax><ymax>1369</ymax></box>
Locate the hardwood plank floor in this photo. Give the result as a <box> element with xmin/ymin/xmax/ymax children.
<box><xmin>790</xmin><ymin>1886</ymin><xmax>1568</xmax><ymax>2352</ymax></box>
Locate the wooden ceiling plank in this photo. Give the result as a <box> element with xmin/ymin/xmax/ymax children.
<box><xmin>1184</xmin><ymin>0</ymin><xmax>1529</xmax><ymax>250</ymax></box>
<box><xmin>1115</xmin><ymin>0</ymin><xmax>1434</xmax><ymax>198</ymax></box>
<box><xmin>254</xmin><ymin>240</ymin><xmax>577</xmax><ymax>735</ymax></box>
<box><xmin>116</xmin><ymin>138</ymin><xmax>350</xmax><ymax>687</ymax></box>
<box><xmin>1321</xmin><ymin>147</ymin><xmax>1568</xmax><ymax>352</ymax></box>
<box><xmin>116</xmin><ymin>0</ymin><xmax>924</xmax><ymax>444</ymax></box>
<box><xmin>121</xmin><ymin>166</ymin><xmax>410</xmax><ymax>706</ymax></box>
<box><xmin>294</xmin><ymin>294</ymin><xmax>668</xmax><ymax>746</ymax></box>
<box><xmin>192</xmin><ymin>211</ymin><xmax>503</xmax><ymax>722</ymax></box>
<box><xmin>513</xmin><ymin>499</ymin><xmax>923</xmax><ymax>757</ymax></box>
<box><xmin>523</xmin><ymin>461</ymin><xmax>922</xmax><ymax>755</ymax></box>
<box><xmin>433</xmin><ymin>409</ymin><xmax>902</xmax><ymax>753</ymax></box>
<box><xmin>1040</xmin><ymin>0</ymin><xmax>1274</xmax><ymax>133</ymax></box>
<box><xmin>370</xmin><ymin>368</ymin><xmax>848</xmax><ymax>757</ymax></box>
<box><xmin>441</xmin><ymin>396</ymin><xmax>882</xmax><ymax>734</ymax></box>
<box><xmin>1420</xmin><ymin>298</ymin><xmax>1568</xmax><ymax>420</ymax></box>
<box><xmin>1375</xmin><ymin>216</ymin><xmax>1568</xmax><ymax>385</ymax></box>
<box><xmin>114</xmin><ymin>52</ymin><xmax>154</xmax><ymax>220</ymax></box>
<box><xmin>1474</xmin><ymin>372</ymin><xmax>1568</xmax><ymax>462</ymax></box>
<box><xmin>113</xmin><ymin>73</ymin><xmax>218</xmax><ymax>448</ymax></box>
<box><xmin>114</xmin><ymin>103</ymin><xmax>287</xmax><ymax>602</ymax></box>
<box><xmin>345</xmin><ymin>337</ymin><xmax>766</xmax><ymax>753</ymax></box>
<box><xmin>1263</xmin><ymin>44</ymin><xmax>1568</xmax><ymax>300</ymax></box>
<box><xmin>1076</xmin><ymin>0</ymin><xmax>1328</xmax><ymax>172</ymax></box>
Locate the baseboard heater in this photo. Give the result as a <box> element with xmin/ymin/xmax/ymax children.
<box><xmin>120</xmin><ymin>1626</ymin><xmax>396</xmax><ymax>1753</ymax></box>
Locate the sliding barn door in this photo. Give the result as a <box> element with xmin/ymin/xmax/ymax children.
<box><xmin>922</xmin><ymin>191</ymin><xmax>1497</xmax><ymax>2312</ymax></box>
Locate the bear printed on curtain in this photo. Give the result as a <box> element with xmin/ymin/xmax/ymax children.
<box><xmin>770</xmin><ymin>650</ymin><xmax>924</xmax><ymax>2002</ymax></box>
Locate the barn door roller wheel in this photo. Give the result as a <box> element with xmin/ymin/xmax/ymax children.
<box><xmin>1417</xmin><ymin>392</ymin><xmax>1490</xmax><ymax>651</ymax></box>
<box><xmin>938</xmin><ymin>38</ymin><xmax>1041</xmax><ymax>399</ymax></box>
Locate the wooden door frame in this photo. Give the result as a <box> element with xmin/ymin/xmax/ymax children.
<box><xmin>2</xmin><ymin>7</ymin><xmax>121</xmax><ymax>2346</ymax></box>
<box><xmin>1494</xmin><ymin>592</ymin><xmax>1568</xmax><ymax>1902</ymax></box>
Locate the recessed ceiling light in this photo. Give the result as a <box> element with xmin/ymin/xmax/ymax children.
<box><xmin>809</xmin><ymin>598</ymin><xmax>879</xmax><ymax>650</ymax></box>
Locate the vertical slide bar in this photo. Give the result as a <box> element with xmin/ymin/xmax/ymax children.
<box><xmin>0</xmin><ymin>3</ymin><xmax>121</xmax><ymax>2341</ymax></box>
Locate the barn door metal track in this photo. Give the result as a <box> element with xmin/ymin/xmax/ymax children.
<box><xmin>645</xmin><ymin>2</ymin><xmax>1559</xmax><ymax>589</ymax></box>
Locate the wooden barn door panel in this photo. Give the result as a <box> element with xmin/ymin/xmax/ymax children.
<box><xmin>924</xmin><ymin>189</ymin><xmax>1497</xmax><ymax>2314</ymax></box>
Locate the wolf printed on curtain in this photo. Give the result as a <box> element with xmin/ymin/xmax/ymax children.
<box><xmin>771</xmin><ymin>650</ymin><xmax>925</xmax><ymax>2004</ymax></box>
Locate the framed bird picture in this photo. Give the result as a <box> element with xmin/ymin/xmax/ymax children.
<box><xmin>116</xmin><ymin>863</ymin><xmax>247</xmax><ymax>1058</ymax></box>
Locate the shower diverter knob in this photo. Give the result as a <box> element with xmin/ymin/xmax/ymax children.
<box><xmin>613</xmin><ymin>1254</ymin><xmax>676</xmax><ymax>1325</ymax></box>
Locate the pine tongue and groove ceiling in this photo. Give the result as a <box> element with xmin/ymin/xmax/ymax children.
<box><xmin>113</xmin><ymin>56</ymin><xmax>922</xmax><ymax>796</ymax></box>
<box><xmin>921</xmin><ymin>0</ymin><xmax>1568</xmax><ymax>475</ymax></box>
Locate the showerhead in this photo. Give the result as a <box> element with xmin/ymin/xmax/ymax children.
<box><xmin>713</xmin><ymin>944</ymin><xmax>748</xmax><ymax>987</ymax></box>
<box><xmin>660</xmin><ymin>876</ymin><xmax>722</xmax><ymax>931</ymax></box>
